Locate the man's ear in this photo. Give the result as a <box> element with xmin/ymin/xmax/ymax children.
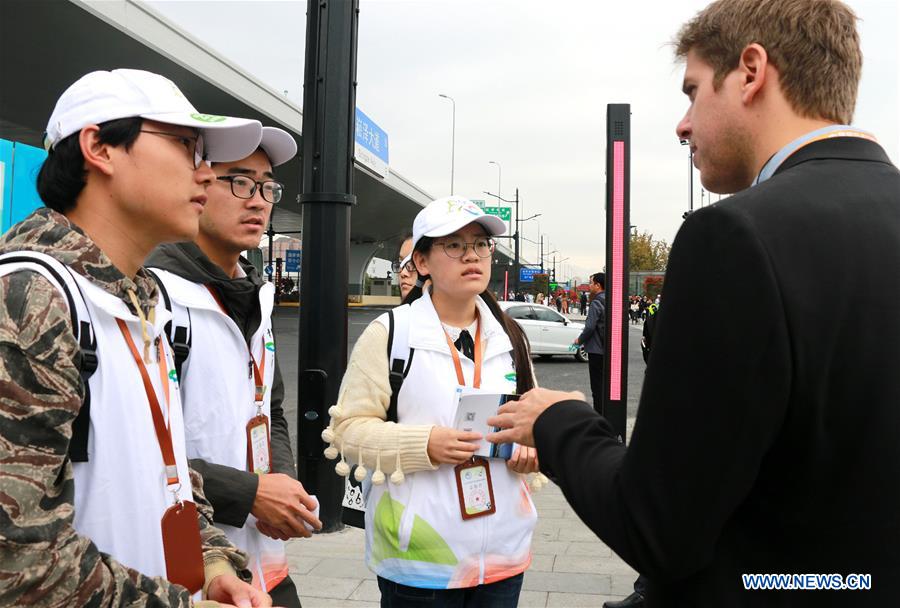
<box><xmin>79</xmin><ymin>125</ymin><xmax>116</xmax><ymax>177</ymax></box>
<box><xmin>738</xmin><ymin>43</ymin><xmax>770</xmax><ymax>106</ymax></box>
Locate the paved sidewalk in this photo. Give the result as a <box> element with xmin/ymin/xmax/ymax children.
<box><xmin>284</xmin><ymin>430</ymin><xmax>638</xmax><ymax>607</ymax></box>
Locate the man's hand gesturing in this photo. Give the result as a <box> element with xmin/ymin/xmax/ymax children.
<box><xmin>488</xmin><ymin>388</ymin><xmax>585</xmax><ymax>447</ymax></box>
<box><xmin>252</xmin><ymin>473</ymin><xmax>321</xmax><ymax>538</ymax></box>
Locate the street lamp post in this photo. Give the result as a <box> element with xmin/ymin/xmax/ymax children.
<box><xmin>438</xmin><ymin>93</ymin><xmax>456</xmax><ymax>195</ymax></box>
<box><xmin>488</xmin><ymin>160</ymin><xmax>506</xmax><ymax>234</ymax></box>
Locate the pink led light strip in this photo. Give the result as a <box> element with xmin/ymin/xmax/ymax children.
<box><xmin>609</xmin><ymin>141</ymin><xmax>625</xmax><ymax>401</ymax></box>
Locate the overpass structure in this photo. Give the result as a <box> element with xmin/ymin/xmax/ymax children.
<box><xmin>0</xmin><ymin>0</ymin><xmax>524</xmax><ymax>294</ymax></box>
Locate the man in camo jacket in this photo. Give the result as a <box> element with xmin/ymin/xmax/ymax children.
<box><xmin>0</xmin><ymin>70</ymin><xmax>270</xmax><ymax>607</ymax></box>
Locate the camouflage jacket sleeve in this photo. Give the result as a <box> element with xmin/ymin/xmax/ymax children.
<box><xmin>189</xmin><ymin>467</ymin><xmax>252</xmax><ymax>582</ymax></box>
<box><xmin>0</xmin><ymin>271</ymin><xmax>196</xmax><ymax>607</ymax></box>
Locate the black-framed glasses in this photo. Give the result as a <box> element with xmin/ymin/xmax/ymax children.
<box><xmin>216</xmin><ymin>175</ymin><xmax>284</xmax><ymax>204</ymax></box>
<box><xmin>391</xmin><ymin>259</ymin><xmax>417</xmax><ymax>274</ymax></box>
<box><xmin>435</xmin><ymin>236</ymin><xmax>495</xmax><ymax>259</ymax></box>
<box><xmin>140</xmin><ymin>130</ymin><xmax>206</xmax><ymax>168</ymax></box>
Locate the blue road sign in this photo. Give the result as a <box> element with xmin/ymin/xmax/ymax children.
<box><xmin>285</xmin><ymin>249</ymin><xmax>301</xmax><ymax>272</ymax></box>
<box><xmin>355</xmin><ymin>108</ymin><xmax>390</xmax><ymax>176</ymax></box>
<box><xmin>519</xmin><ymin>266</ymin><xmax>541</xmax><ymax>282</ymax></box>
<box><xmin>264</xmin><ymin>265</ymin><xmax>273</xmax><ymax>276</ymax></box>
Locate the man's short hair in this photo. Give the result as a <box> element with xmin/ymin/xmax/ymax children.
<box><xmin>36</xmin><ymin>117</ymin><xmax>143</xmax><ymax>213</ymax></box>
<box><xmin>592</xmin><ymin>272</ymin><xmax>606</xmax><ymax>289</ymax></box>
<box><xmin>674</xmin><ymin>0</ymin><xmax>861</xmax><ymax>125</ymax></box>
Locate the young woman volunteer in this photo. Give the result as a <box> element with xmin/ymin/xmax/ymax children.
<box><xmin>323</xmin><ymin>196</ymin><xmax>542</xmax><ymax>606</ymax></box>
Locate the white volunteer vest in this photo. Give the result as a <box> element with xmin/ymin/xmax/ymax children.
<box><xmin>0</xmin><ymin>257</ymin><xmax>193</xmax><ymax>581</ymax></box>
<box><xmin>151</xmin><ymin>269</ymin><xmax>284</xmax><ymax>591</ymax></box>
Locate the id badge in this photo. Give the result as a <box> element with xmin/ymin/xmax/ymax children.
<box><xmin>161</xmin><ymin>500</ymin><xmax>204</xmax><ymax>594</ymax></box>
<box><xmin>246</xmin><ymin>414</ymin><xmax>271</xmax><ymax>474</ymax></box>
<box><xmin>454</xmin><ymin>457</ymin><xmax>496</xmax><ymax>520</ymax></box>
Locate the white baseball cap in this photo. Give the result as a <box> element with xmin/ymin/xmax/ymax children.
<box><xmin>259</xmin><ymin>126</ymin><xmax>298</xmax><ymax>167</ymax></box>
<box><xmin>412</xmin><ymin>196</ymin><xmax>507</xmax><ymax>251</ymax></box>
<box><xmin>43</xmin><ymin>69</ymin><xmax>263</xmax><ymax>163</ymax></box>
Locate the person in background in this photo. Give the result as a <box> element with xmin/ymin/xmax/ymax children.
<box><xmin>573</xmin><ymin>273</ymin><xmax>606</xmax><ymax>415</ymax></box>
<box><xmin>393</xmin><ymin>233</ymin><xmax>417</xmax><ymax>301</ymax></box>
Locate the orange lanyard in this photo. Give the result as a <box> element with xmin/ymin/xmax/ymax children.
<box><xmin>116</xmin><ymin>318</ymin><xmax>178</xmax><ymax>486</ymax></box>
<box><xmin>443</xmin><ymin>318</ymin><xmax>482</xmax><ymax>389</ymax></box>
<box><xmin>205</xmin><ymin>285</ymin><xmax>267</xmax><ymax>403</ymax></box>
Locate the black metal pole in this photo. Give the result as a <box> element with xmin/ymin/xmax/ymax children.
<box><xmin>539</xmin><ymin>234</ymin><xmax>544</xmax><ymax>274</ymax></box>
<box><xmin>297</xmin><ymin>0</ymin><xmax>359</xmax><ymax>531</ymax></box>
<box><xmin>513</xmin><ymin>188</ymin><xmax>520</xmax><ymax>295</ymax></box>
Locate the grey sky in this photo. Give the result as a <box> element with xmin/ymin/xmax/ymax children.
<box><xmin>149</xmin><ymin>0</ymin><xmax>899</xmax><ymax>281</ymax></box>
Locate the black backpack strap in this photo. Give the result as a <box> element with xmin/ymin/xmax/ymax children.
<box><xmin>147</xmin><ymin>268</ymin><xmax>192</xmax><ymax>382</ymax></box>
<box><xmin>385</xmin><ymin>307</ymin><xmax>415</xmax><ymax>423</ymax></box>
<box><xmin>69</xmin><ymin>318</ymin><xmax>98</xmax><ymax>462</ymax></box>
<box><xmin>386</xmin><ymin>310</ymin><xmax>400</xmax><ymax>423</ymax></box>
<box><xmin>0</xmin><ymin>252</ymin><xmax>96</xmax><ymax>462</ymax></box>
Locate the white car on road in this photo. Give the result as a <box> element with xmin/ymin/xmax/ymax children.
<box><xmin>499</xmin><ymin>301</ymin><xmax>588</xmax><ymax>362</ymax></box>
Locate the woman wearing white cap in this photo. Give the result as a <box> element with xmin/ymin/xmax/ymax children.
<box><xmin>323</xmin><ymin>196</ymin><xmax>541</xmax><ymax>606</ymax></box>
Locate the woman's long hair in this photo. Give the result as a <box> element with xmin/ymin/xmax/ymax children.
<box><xmin>402</xmin><ymin>235</ymin><xmax>535</xmax><ymax>395</ymax></box>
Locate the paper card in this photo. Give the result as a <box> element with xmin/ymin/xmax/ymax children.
<box><xmin>452</xmin><ymin>388</ymin><xmax>517</xmax><ymax>460</ymax></box>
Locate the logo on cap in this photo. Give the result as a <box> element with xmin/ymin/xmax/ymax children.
<box><xmin>190</xmin><ymin>113</ymin><xmax>226</xmax><ymax>123</ymax></box>
<box><xmin>446</xmin><ymin>199</ymin><xmax>481</xmax><ymax>217</ymax></box>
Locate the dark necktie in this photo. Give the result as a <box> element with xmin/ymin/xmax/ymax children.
<box><xmin>454</xmin><ymin>329</ymin><xmax>475</xmax><ymax>360</ymax></box>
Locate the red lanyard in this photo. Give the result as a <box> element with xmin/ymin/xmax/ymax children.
<box><xmin>116</xmin><ymin>318</ymin><xmax>178</xmax><ymax>486</ymax></box>
<box><xmin>443</xmin><ymin>318</ymin><xmax>482</xmax><ymax>389</ymax></box>
<box><xmin>205</xmin><ymin>285</ymin><xmax>267</xmax><ymax>403</ymax></box>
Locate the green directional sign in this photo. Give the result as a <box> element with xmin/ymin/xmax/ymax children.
<box><xmin>483</xmin><ymin>206</ymin><xmax>511</xmax><ymax>221</ymax></box>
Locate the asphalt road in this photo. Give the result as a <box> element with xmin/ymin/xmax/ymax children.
<box><xmin>273</xmin><ymin>306</ymin><xmax>648</xmax><ymax>451</ymax></box>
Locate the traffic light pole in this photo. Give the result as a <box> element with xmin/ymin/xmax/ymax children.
<box><xmin>539</xmin><ymin>234</ymin><xmax>544</xmax><ymax>274</ymax></box>
<box><xmin>485</xmin><ymin>188</ymin><xmax>521</xmax><ymax>296</ymax></box>
<box><xmin>513</xmin><ymin>188</ymin><xmax>520</xmax><ymax>295</ymax></box>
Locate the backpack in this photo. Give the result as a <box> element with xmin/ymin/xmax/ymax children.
<box><xmin>341</xmin><ymin>305</ymin><xmax>414</xmax><ymax>528</ymax></box>
<box><xmin>0</xmin><ymin>252</ymin><xmax>98</xmax><ymax>462</ymax></box>
<box><xmin>145</xmin><ymin>269</ymin><xmax>193</xmax><ymax>382</ymax></box>
<box><xmin>0</xmin><ymin>254</ymin><xmax>188</xmax><ymax>463</ymax></box>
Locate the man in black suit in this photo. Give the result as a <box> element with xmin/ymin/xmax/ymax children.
<box><xmin>488</xmin><ymin>0</ymin><xmax>900</xmax><ymax>606</ymax></box>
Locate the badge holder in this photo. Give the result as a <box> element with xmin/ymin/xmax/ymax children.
<box><xmin>454</xmin><ymin>456</ymin><xmax>496</xmax><ymax>520</ymax></box>
<box><xmin>247</xmin><ymin>389</ymin><xmax>271</xmax><ymax>474</ymax></box>
<box><xmin>161</xmin><ymin>482</ymin><xmax>204</xmax><ymax>594</ymax></box>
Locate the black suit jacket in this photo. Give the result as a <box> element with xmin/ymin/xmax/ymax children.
<box><xmin>534</xmin><ymin>137</ymin><xmax>900</xmax><ymax>607</ymax></box>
